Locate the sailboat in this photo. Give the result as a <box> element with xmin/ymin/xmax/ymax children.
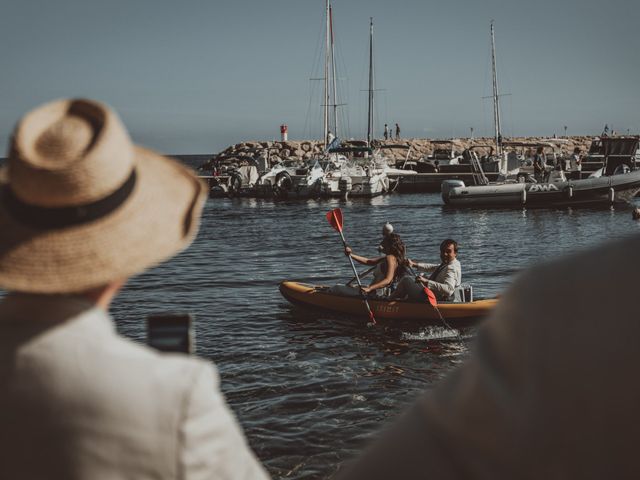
<box><xmin>320</xmin><ymin>17</ymin><xmax>391</xmax><ymax>199</ymax></box>
<box><xmin>253</xmin><ymin>0</ymin><xmax>343</xmax><ymax>199</ymax></box>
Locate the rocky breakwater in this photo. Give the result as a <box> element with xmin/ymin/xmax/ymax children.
<box><xmin>199</xmin><ymin>136</ymin><xmax>596</xmax><ymax>172</ymax></box>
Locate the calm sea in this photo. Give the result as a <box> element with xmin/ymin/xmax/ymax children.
<box><xmin>3</xmin><ymin>155</ymin><xmax>640</xmax><ymax>478</ymax></box>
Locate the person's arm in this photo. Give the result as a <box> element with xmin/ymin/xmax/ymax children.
<box><xmin>345</xmin><ymin>246</ymin><xmax>384</xmax><ymax>266</ymax></box>
<box><xmin>179</xmin><ymin>362</ymin><xmax>270</xmax><ymax>479</ymax></box>
<box><xmin>408</xmin><ymin>258</ymin><xmax>438</xmax><ymax>273</ymax></box>
<box><xmin>362</xmin><ymin>255</ymin><xmax>396</xmax><ymax>293</ymax></box>
<box><xmin>421</xmin><ymin>264</ymin><xmax>458</xmax><ymax>299</ymax></box>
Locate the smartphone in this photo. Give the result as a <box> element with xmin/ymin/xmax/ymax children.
<box><xmin>146</xmin><ymin>313</ymin><xmax>194</xmax><ymax>354</ymax></box>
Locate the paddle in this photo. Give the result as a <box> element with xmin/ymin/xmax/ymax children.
<box><xmin>407</xmin><ymin>264</ymin><xmax>463</xmax><ymax>341</ymax></box>
<box><xmin>326</xmin><ymin>208</ymin><xmax>377</xmax><ymax>325</ymax></box>
<box><xmin>423</xmin><ymin>284</ymin><xmax>463</xmax><ymax>342</ymax></box>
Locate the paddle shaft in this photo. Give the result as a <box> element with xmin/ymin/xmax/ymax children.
<box><xmin>407</xmin><ymin>264</ymin><xmax>462</xmax><ymax>341</ymax></box>
<box><xmin>334</xmin><ymin>220</ymin><xmax>377</xmax><ymax>324</ymax></box>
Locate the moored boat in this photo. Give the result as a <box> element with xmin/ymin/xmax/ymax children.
<box><xmin>279</xmin><ymin>281</ymin><xmax>497</xmax><ymax>324</ymax></box>
<box><xmin>442</xmin><ymin>137</ymin><xmax>640</xmax><ymax>208</ymax></box>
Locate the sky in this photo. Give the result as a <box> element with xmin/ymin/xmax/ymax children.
<box><xmin>1</xmin><ymin>0</ymin><xmax>639</xmax><ymax>154</ymax></box>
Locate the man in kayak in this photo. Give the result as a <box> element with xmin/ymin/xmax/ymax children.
<box><xmin>337</xmin><ymin>233</ymin><xmax>640</xmax><ymax>480</ymax></box>
<box><xmin>392</xmin><ymin>239</ymin><xmax>462</xmax><ymax>301</ymax></box>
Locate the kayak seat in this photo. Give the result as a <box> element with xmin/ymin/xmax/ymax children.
<box><xmin>452</xmin><ymin>284</ymin><xmax>473</xmax><ymax>303</ymax></box>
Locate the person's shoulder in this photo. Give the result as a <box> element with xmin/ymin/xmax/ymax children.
<box><xmin>105</xmin><ymin>332</ymin><xmax>218</xmax><ymax>388</ymax></box>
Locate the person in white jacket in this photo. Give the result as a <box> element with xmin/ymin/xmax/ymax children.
<box><xmin>0</xmin><ymin>98</ymin><xmax>269</xmax><ymax>479</ymax></box>
<box><xmin>337</xmin><ymin>232</ymin><xmax>640</xmax><ymax>479</ymax></box>
<box><xmin>392</xmin><ymin>239</ymin><xmax>461</xmax><ymax>301</ymax></box>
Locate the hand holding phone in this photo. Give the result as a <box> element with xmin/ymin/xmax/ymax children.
<box><xmin>147</xmin><ymin>313</ymin><xmax>194</xmax><ymax>354</ymax></box>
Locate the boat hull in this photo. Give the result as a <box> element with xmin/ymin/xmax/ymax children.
<box><xmin>442</xmin><ymin>171</ymin><xmax>640</xmax><ymax>208</ymax></box>
<box><xmin>279</xmin><ymin>281</ymin><xmax>497</xmax><ymax>324</ymax></box>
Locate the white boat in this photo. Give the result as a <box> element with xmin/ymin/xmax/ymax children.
<box><xmin>442</xmin><ymin>137</ymin><xmax>640</xmax><ymax>208</ymax></box>
<box><xmin>319</xmin><ymin>18</ymin><xmax>392</xmax><ymax>200</ymax></box>
<box><xmin>320</xmin><ymin>146</ymin><xmax>389</xmax><ymax>198</ymax></box>
<box><xmin>253</xmin><ymin>159</ymin><xmax>325</xmax><ymax>199</ymax></box>
<box><xmin>424</xmin><ymin>140</ymin><xmax>463</xmax><ymax>166</ymax></box>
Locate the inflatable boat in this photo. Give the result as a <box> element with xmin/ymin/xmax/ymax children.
<box><xmin>441</xmin><ymin>137</ymin><xmax>640</xmax><ymax>208</ymax></box>
<box><xmin>279</xmin><ymin>281</ymin><xmax>497</xmax><ymax>324</ymax></box>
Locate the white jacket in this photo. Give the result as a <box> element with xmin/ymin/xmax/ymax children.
<box><xmin>414</xmin><ymin>258</ymin><xmax>461</xmax><ymax>300</ymax></box>
<box><xmin>0</xmin><ymin>294</ymin><xmax>269</xmax><ymax>480</ymax></box>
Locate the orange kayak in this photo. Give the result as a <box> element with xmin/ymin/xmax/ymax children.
<box><xmin>279</xmin><ymin>281</ymin><xmax>498</xmax><ymax>324</ymax></box>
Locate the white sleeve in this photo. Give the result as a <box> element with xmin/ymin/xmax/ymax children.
<box><xmin>425</xmin><ymin>265</ymin><xmax>458</xmax><ymax>298</ymax></box>
<box><xmin>414</xmin><ymin>262</ymin><xmax>438</xmax><ymax>273</ymax></box>
<box><xmin>179</xmin><ymin>363</ymin><xmax>270</xmax><ymax>480</ymax></box>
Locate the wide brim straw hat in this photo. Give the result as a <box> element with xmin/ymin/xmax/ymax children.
<box><xmin>0</xmin><ymin>98</ymin><xmax>207</xmax><ymax>293</ymax></box>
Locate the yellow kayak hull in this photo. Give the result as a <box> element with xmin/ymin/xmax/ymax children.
<box><xmin>279</xmin><ymin>281</ymin><xmax>498</xmax><ymax>323</ymax></box>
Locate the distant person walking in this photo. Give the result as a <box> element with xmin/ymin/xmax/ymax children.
<box><xmin>395</xmin><ymin>123</ymin><xmax>401</xmax><ymax>140</ymax></box>
<box><xmin>384</xmin><ymin>124</ymin><xmax>389</xmax><ymax>140</ymax></box>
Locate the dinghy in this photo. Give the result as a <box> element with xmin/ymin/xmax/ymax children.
<box><xmin>279</xmin><ymin>281</ymin><xmax>497</xmax><ymax>324</ymax></box>
<box><xmin>442</xmin><ymin>137</ymin><xmax>640</xmax><ymax>208</ymax></box>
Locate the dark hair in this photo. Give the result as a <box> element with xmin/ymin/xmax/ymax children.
<box><xmin>440</xmin><ymin>238</ymin><xmax>458</xmax><ymax>253</ymax></box>
<box><xmin>573</xmin><ymin>147</ymin><xmax>581</xmax><ymax>153</ymax></box>
<box><xmin>381</xmin><ymin>233</ymin><xmax>406</xmax><ymax>263</ymax></box>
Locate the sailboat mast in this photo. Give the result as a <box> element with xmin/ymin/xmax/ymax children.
<box><xmin>330</xmin><ymin>4</ymin><xmax>339</xmax><ymax>140</ymax></box>
<box><xmin>323</xmin><ymin>0</ymin><xmax>330</xmax><ymax>148</ymax></box>
<box><xmin>367</xmin><ymin>17</ymin><xmax>374</xmax><ymax>146</ymax></box>
<box><xmin>490</xmin><ymin>20</ymin><xmax>502</xmax><ymax>155</ymax></box>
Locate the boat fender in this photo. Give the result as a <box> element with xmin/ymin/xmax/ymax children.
<box><xmin>338</xmin><ymin>176</ymin><xmax>353</xmax><ymax>192</ymax></box>
<box><xmin>566</xmin><ymin>185</ymin><xmax>573</xmax><ymax>198</ymax></box>
<box><xmin>209</xmin><ymin>183</ymin><xmax>229</xmax><ymax>198</ymax></box>
<box><xmin>441</xmin><ymin>179</ymin><xmax>465</xmax><ymax>204</ymax></box>
<box><xmin>229</xmin><ymin>171</ymin><xmax>243</xmax><ymax>195</ymax></box>
<box><xmin>521</xmin><ymin>187</ymin><xmax>527</xmax><ymax>205</ymax></box>
<box><xmin>609</xmin><ymin>187</ymin><xmax>615</xmax><ymax>203</ymax></box>
<box><xmin>274</xmin><ymin>171</ymin><xmax>292</xmax><ymax>190</ymax></box>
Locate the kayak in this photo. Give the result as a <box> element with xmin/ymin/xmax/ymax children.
<box><xmin>279</xmin><ymin>281</ymin><xmax>498</xmax><ymax>324</ymax></box>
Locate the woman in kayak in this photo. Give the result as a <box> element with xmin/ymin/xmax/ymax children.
<box><xmin>344</xmin><ymin>233</ymin><xmax>409</xmax><ymax>296</ymax></box>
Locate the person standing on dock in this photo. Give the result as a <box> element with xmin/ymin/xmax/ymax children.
<box><xmin>384</xmin><ymin>123</ymin><xmax>389</xmax><ymax>140</ymax></box>
<box><xmin>570</xmin><ymin>147</ymin><xmax>582</xmax><ymax>178</ymax></box>
<box><xmin>395</xmin><ymin>123</ymin><xmax>400</xmax><ymax>140</ymax></box>
<box><xmin>0</xmin><ymin>99</ymin><xmax>269</xmax><ymax>479</ymax></box>
<box><xmin>533</xmin><ymin>146</ymin><xmax>546</xmax><ymax>182</ymax></box>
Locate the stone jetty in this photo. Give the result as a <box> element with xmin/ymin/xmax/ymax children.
<box><xmin>199</xmin><ymin>136</ymin><xmax>596</xmax><ymax>170</ymax></box>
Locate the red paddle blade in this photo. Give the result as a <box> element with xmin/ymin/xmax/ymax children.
<box><xmin>424</xmin><ymin>287</ymin><xmax>438</xmax><ymax>307</ymax></box>
<box><xmin>326</xmin><ymin>208</ymin><xmax>343</xmax><ymax>232</ymax></box>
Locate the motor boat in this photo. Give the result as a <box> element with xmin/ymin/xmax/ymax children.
<box><xmin>441</xmin><ymin>137</ymin><xmax>640</xmax><ymax>208</ymax></box>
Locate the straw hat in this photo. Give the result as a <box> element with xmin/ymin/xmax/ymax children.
<box><xmin>0</xmin><ymin>98</ymin><xmax>207</xmax><ymax>293</ymax></box>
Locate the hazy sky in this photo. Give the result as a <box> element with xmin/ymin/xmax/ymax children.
<box><xmin>1</xmin><ymin>0</ymin><xmax>638</xmax><ymax>154</ymax></box>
